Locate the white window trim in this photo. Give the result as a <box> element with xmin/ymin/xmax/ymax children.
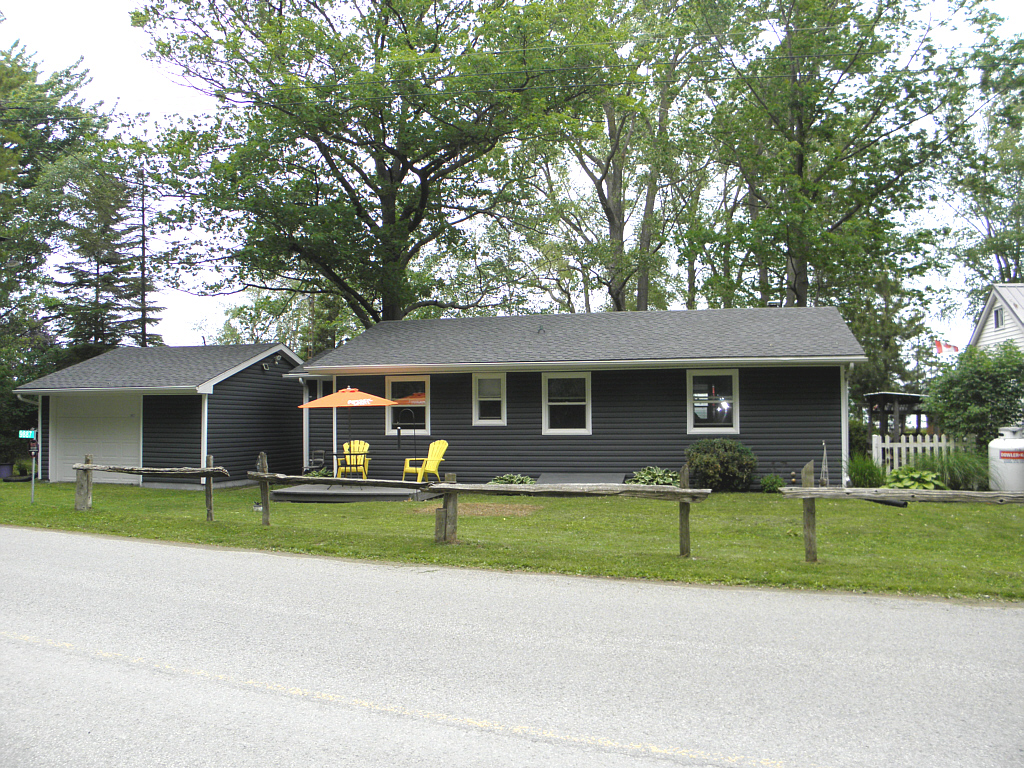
<box><xmin>472</xmin><ymin>372</ymin><xmax>507</xmax><ymax>426</ymax></box>
<box><xmin>542</xmin><ymin>372</ymin><xmax>592</xmax><ymax>436</ymax></box>
<box><xmin>994</xmin><ymin>306</ymin><xmax>1004</xmax><ymax>329</ymax></box>
<box><xmin>386</xmin><ymin>375</ymin><xmax>431</xmax><ymax>436</ymax></box>
<box><xmin>687</xmin><ymin>369</ymin><xmax>740</xmax><ymax>435</ymax></box>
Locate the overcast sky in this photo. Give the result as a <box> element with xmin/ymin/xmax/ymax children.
<box><xmin>2</xmin><ymin>0</ymin><xmax>1022</xmax><ymax>348</ymax></box>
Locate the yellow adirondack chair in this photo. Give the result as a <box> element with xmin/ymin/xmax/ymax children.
<box><xmin>336</xmin><ymin>440</ymin><xmax>371</xmax><ymax>480</ymax></box>
<box><xmin>402</xmin><ymin>439</ymin><xmax>448</xmax><ymax>482</ymax></box>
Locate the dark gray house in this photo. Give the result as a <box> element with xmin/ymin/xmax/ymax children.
<box><xmin>15</xmin><ymin>344</ymin><xmax>304</xmax><ymax>485</ymax></box>
<box><xmin>290</xmin><ymin>308</ymin><xmax>868</xmax><ymax>484</ymax></box>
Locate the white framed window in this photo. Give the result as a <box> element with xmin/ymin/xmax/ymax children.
<box><xmin>687</xmin><ymin>369</ymin><xmax>740</xmax><ymax>434</ymax></box>
<box><xmin>542</xmin><ymin>372</ymin><xmax>591</xmax><ymax>435</ymax></box>
<box><xmin>994</xmin><ymin>307</ymin><xmax>1005</xmax><ymax>329</ymax></box>
<box><xmin>473</xmin><ymin>373</ymin><xmax>506</xmax><ymax>426</ymax></box>
<box><xmin>386</xmin><ymin>375</ymin><xmax>430</xmax><ymax>435</ymax></box>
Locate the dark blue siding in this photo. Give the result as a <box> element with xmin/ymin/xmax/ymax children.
<box><xmin>207</xmin><ymin>354</ymin><xmax>304</xmax><ymax>480</ymax></box>
<box><xmin>331</xmin><ymin>367</ymin><xmax>843</xmax><ymax>485</ymax></box>
<box><xmin>142</xmin><ymin>395</ymin><xmax>203</xmax><ymax>485</ymax></box>
<box><xmin>40</xmin><ymin>396</ymin><xmax>50</xmax><ymax>480</ymax></box>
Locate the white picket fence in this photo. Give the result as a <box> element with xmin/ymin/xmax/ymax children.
<box><xmin>871</xmin><ymin>433</ymin><xmax>971</xmax><ymax>472</ymax></box>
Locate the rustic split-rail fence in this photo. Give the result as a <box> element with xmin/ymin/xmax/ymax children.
<box><xmin>72</xmin><ymin>455</ymin><xmax>228</xmax><ymax>519</ymax></box>
<box><xmin>70</xmin><ymin>451</ymin><xmax>1024</xmax><ymax>564</ymax></box>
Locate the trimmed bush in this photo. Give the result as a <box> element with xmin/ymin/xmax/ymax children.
<box><xmin>760</xmin><ymin>473</ymin><xmax>784</xmax><ymax>493</ymax></box>
<box><xmin>626</xmin><ymin>466</ymin><xmax>680</xmax><ymax>486</ymax></box>
<box><xmin>686</xmin><ymin>439</ymin><xmax>758</xmax><ymax>491</ymax></box>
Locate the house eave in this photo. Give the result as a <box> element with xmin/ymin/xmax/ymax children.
<box><xmin>292</xmin><ymin>355</ymin><xmax>868</xmax><ymax>378</ymax></box>
<box><xmin>14</xmin><ymin>385</ymin><xmax>201</xmax><ymax>396</ymax></box>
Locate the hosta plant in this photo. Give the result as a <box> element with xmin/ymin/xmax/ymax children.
<box><xmin>884</xmin><ymin>467</ymin><xmax>948</xmax><ymax>490</ymax></box>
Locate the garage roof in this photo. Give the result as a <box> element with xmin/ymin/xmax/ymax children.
<box><xmin>15</xmin><ymin>344</ymin><xmax>302</xmax><ymax>395</ymax></box>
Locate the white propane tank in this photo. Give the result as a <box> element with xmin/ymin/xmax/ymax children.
<box><xmin>989</xmin><ymin>426</ymin><xmax>1024</xmax><ymax>492</ymax></box>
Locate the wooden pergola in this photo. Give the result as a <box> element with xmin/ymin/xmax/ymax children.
<box><xmin>863</xmin><ymin>391</ymin><xmax>926</xmax><ymax>440</ymax></box>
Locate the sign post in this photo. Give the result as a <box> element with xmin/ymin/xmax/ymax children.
<box><xmin>19</xmin><ymin>430</ymin><xmax>37</xmax><ymax>503</ymax></box>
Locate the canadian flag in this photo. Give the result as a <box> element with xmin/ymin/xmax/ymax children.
<box><xmin>934</xmin><ymin>339</ymin><xmax>960</xmax><ymax>354</ymax></box>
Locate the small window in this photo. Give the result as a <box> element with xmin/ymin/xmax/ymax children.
<box><xmin>473</xmin><ymin>373</ymin><xmax>506</xmax><ymax>426</ymax></box>
<box><xmin>994</xmin><ymin>307</ymin><xmax>1005</xmax><ymax>329</ymax></box>
<box><xmin>387</xmin><ymin>376</ymin><xmax>430</xmax><ymax>435</ymax></box>
<box><xmin>542</xmin><ymin>372</ymin><xmax>591</xmax><ymax>435</ymax></box>
<box><xmin>687</xmin><ymin>369</ymin><xmax>739</xmax><ymax>434</ymax></box>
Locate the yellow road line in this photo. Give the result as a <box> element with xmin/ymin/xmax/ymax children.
<box><xmin>2</xmin><ymin>628</ymin><xmax>821</xmax><ymax>768</ymax></box>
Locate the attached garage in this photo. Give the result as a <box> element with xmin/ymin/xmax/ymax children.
<box><xmin>16</xmin><ymin>344</ymin><xmax>304</xmax><ymax>485</ymax></box>
<box><xmin>50</xmin><ymin>393</ymin><xmax>142</xmax><ymax>484</ymax></box>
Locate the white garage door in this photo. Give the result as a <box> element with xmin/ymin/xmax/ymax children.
<box><xmin>51</xmin><ymin>394</ymin><xmax>142</xmax><ymax>484</ymax></box>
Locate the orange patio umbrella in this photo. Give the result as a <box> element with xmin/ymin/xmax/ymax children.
<box><xmin>299</xmin><ymin>386</ymin><xmax>397</xmax><ymax>447</ymax></box>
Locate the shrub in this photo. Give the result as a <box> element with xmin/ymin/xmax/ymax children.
<box><xmin>925</xmin><ymin>342</ymin><xmax>1024</xmax><ymax>449</ymax></box>
<box><xmin>626</xmin><ymin>466</ymin><xmax>680</xmax><ymax>486</ymax></box>
<box><xmin>760</xmin><ymin>473</ymin><xmax>784</xmax><ymax>493</ymax></box>
<box><xmin>848</xmin><ymin>418</ymin><xmax>871</xmax><ymax>456</ymax></box>
<box><xmin>304</xmin><ymin>467</ymin><xmax>333</xmax><ymax>477</ymax></box>
<box><xmin>488</xmin><ymin>473</ymin><xmax>536</xmax><ymax>485</ymax></box>
<box><xmin>910</xmin><ymin>450</ymin><xmax>989</xmax><ymax>491</ymax></box>
<box><xmin>846</xmin><ymin>453</ymin><xmax>885</xmax><ymax>487</ymax></box>
<box><xmin>686</xmin><ymin>439</ymin><xmax>758</xmax><ymax>491</ymax></box>
<box><xmin>884</xmin><ymin>466</ymin><xmax>948</xmax><ymax>490</ymax></box>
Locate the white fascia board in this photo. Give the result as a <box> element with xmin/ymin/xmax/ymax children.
<box><xmin>302</xmin><ymin>355</ymin><xmax>868</xmax><ymax>376</ymax></box>
<box><xmin>967</xmin><ymin>289</ymin><xmax>999</xmax><ymax>347</ymax></box>
<box><xmin>197</xmin><ymin>343</ymin><xmax>303</xmax><ymax>394</ymax></box>
<box><xmin>15</xmin><ymin>386</ymin><xmax>199</xmax><ymax>396</ymax></box>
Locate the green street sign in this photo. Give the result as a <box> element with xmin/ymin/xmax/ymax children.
<box><xmin>18</xmin><ymin>430</ymin><xmax>36</xmax><ymax>439</ymax></box>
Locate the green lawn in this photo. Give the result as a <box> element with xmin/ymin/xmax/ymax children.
<box><xmin>2</xmin><ymin>480</ymin><xmax>1022</xmax><ymax>600</ymax></box>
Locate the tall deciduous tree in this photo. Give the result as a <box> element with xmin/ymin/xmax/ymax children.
<box><xmin>0</xmin><ymin>41</ymin><xmax>109</xmax><ymax>455</ymax></box>
<box><xmin>134</xmin><ymin>0</ymin><xmax>610</xmax><ymax>328</ymax></box>
<box><xmin>701</xmin><ymin>0</ymin><xmax>978</xmax><ymax>307</ymax></box>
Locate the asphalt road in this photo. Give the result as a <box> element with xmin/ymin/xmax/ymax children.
<box><xmin>1</xmin><ymin>526</ymin><xmax>1022</xmax><ymax>768</ymax></box>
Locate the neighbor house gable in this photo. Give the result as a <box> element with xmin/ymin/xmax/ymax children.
<box><xmin>969</xmin><ymin>284</ymin><xmax>1024</xmax><ymax>352</ymax></box>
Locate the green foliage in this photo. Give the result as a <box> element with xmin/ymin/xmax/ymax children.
<box><xmin>760</xmin><ymin>474</ymin><xmax>784</xmax><ymax>494</ymax></box>
<box><xmin>686</xmin><ymin>439</ymin><xmax>758</xmax><ymax>492</ymax></box>
<box><xmin>303</xmin><ymin>467</ymin><xmax>333</xmax><ymax>478</ymax></box>
<box><xmin>925</xmin><ymin>342</ymin><xmax>1024</xmax><ymax>448</ymax></box>
<box><xmin>487</xmin><ymin>474</ymin><xmax>536</xmax><ymax>485</ymax></box>
<box><xmin>134</xmin><ymin>0</ymin><xmax>610</xmax><ymax>326</ymax></box>
<box><xmin>885</xmin><ymin>467</ymin><xmax>948</xmax><ymax>490</ymax></box>
<box><xmin>626</xmin><ymin>466</ymin><xmax>681</xmax><ymax>486</ymax></box>
<box><xmin>910</xmin><ymin>450</ymin><xmax>990</xmax><ymax>492</ymax></box>
<box><xmin>846</xmin><ymin>453</ymin><xmax>886</xmax><ymax>488</ymax></box>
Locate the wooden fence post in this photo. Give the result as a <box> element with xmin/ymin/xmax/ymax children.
<box><xmin>257</xmin><ymin>452</ymin><xmax>271</xmax><ymax>526</ymax></box>
<box><xmin>75</xmin><ymin>454</ymin><xmax>94</xmax><ymax>511</ymax></box>
<box><xmin>679</xmin><ymin>464</ymin><xmax>691</xmax><ymax>558</ymax></box>
<box><xmin>436</xmin><ymin>472</ymin><xmax>458</xmax><ymax>544</ymax></box>
<box><xmin>802</xmin><ymin>459</ymin><xmax>817</xmax><ymax>563</ymax></box>
<box><xmin>205</xmin><ymin>455</ymin><xmax>214</xmax><ymax>522</ymax></box>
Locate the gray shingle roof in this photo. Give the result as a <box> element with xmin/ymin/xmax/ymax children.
<box><xmin>16</xmin><ymin>344</ymin><xmax>293</xmax><ymax>393</ymax></box>
<box><xmin>297</xmin><ymin>308</ymin><xmax>866</xmax><ymax>373</ymax></box>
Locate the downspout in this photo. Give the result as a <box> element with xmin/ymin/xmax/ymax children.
<box><xmin>841</xmin><ymin>364</ymin><xmax>852</xmax><ymax>487</ymax></box>
<box><xmin>201</xmin><ymin>392</ymin><xmax>209</xmax><ymax>487</ymax></box>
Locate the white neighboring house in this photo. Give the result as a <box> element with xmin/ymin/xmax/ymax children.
<box><xmin>968</xmin><ymin>284</ymin><xmax>1024</xmax><ymax>351</ymax></box>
